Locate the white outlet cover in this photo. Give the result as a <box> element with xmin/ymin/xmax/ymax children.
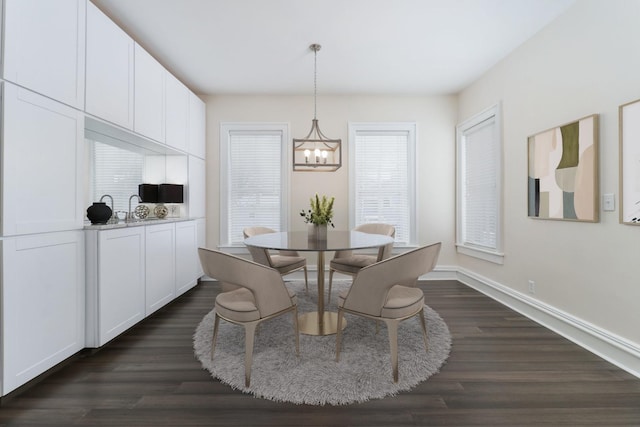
<box><xmin>603</xmin><ymin>193</ymin><xmax>615</xmax><ymax>211</ymax></box>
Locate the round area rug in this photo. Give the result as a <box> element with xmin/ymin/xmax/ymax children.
<box><xmin>193</xmin><ymin>281</ymin><xmax>451</xmax><ymax>405</ymax></box>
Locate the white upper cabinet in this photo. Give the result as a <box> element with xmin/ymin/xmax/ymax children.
<box><xmin>134</xmin><ymin>43</ymin><xmax>165</xmax><ymax>143</ymax></box>
<box><xmin>165</xmin><ymin>72</ymin><xmax>189</xmax><ymax>152</ymax></box>
<box><xmin>188</xmin><ymin>92</ymin><xmax>206</xmax><ymax>159</ymax></box>
<box><xmin>85</xmin><ymin>1</ymin><xmax>134</xmax><ymax>129</ymax></box>
<box><xmin>2</xmin><ymin>83</ymin><xmax>84</xmax><ymax>236</ymax></box>
<box><xmin>188</xmin><ymin>156</ymin><xmax>206</xmax><ymax>219</ymax></box>
<box><xmin>3</xmin><ymin>0</ymin><xmax>86</xmax><ymax>109</ymax></box>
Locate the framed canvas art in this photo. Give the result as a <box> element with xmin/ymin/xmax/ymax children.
<box><xmin>527</xmin><ymin>114</ymin><xmax>599</xmax><ymax>222</ymax></box>
<box><xmin>620</xmin><ymin>99</ymin><xmax>640</xmax><ymax>225</ymax></box>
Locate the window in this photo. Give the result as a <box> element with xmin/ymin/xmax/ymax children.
<box><xmin>456</xmin><ymin>104</ymin><xmax>503</xmax><ymax>264</ymax></box>
<box><xmin>349</xmin><ymin>123</ymin><xmax>417</xmax><ymax>247</ymax></box>
<box><xmin>220</xmin><ymin>123</ymin><xmax>289</xmax><ymax>247</ymax></box>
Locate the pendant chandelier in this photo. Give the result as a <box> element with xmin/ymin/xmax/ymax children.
<box><xmin>293</xmin><ymin>44</ymin><xmax>342</xmax><ymax>171</ymax></box>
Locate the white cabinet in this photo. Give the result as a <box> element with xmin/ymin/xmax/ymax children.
<box><xmin>2</xmin><ymin>231</ymin><xmax>85</xmax><ymax>395</ymax></box>
<box><xmin>165</xmin><ymin>73</ymin><xmax>189</xmax><ymax>152</ymax></box>
<box><xmin>1</xmin><ymin>83</ymin><xmax>84</xmax><ymax>236</ymax></box>
<box><xmin>85</xmin><ymin>1</ymin><xmax>134</xmax><ymax>129</ymax></box>
<box><xmin>145</xmin><ymin>223</ymin><xmax>176</xmax><ymax>315</ymax></box>
<box><xmin>3</xmin><ymin>0</ymin><xmax>86</xmax><ymax>109</ymax></box>
<box><xmin>85</xmin><ymin>227</ymin><xmax>145</xmax><ymax>347</ymax></box>
<box><xmin>188</xmin><ymin>92</ymin><xmax>206</xmax><ymax>159</ymax></box>
<box><xmin>175</xmin><ymin>221</ymin><xmax>199</xmax><ymax>296</ymax></box>
<box><xmin>188</xmin><ymin>156</ymin><xmax>206</xmax><ymax>218</ymax></box>
<box><xmin>196</xmin><ymin>218</ymin><xmax>206</xmax><ymax>277</ymax></box>
<box><xmin>134</xmin><ymin>43</ymin><xmax>165</xmax><ymax>143</ymax></box>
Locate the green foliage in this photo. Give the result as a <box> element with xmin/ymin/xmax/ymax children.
<box><xmin>300</xmin><ymin>194</ymin><xmax>335</xmax><ymax>227</ymax></box>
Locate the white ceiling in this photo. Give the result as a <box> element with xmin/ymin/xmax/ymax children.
<box><xmin>91</xmin><ymin>0</ymin><xmax>575</xmax><ymax>96</ymax></box>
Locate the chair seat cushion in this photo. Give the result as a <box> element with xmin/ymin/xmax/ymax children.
<box><xmin>216</xmin><ymin>287</ymin><xmax>298</xmax><ymax>322</ymax></box>
<box><xmin>380</xmin><ymin>285</ymin><xmax>424</xmax><ymax>319</ymax></box>
<box><xmin>337</xmin><ymin>285</ymin><xmax>423</xmax><ymax>319</ymax></box>
<box><xmin>215</xmin><ymin>288</ymin><xmax>260</xmax><ymax>322</ymax></box>
<box><xmin>270</xmin><ymin>255</ymin><xmax>306</xmax><ymax>273</ymax></box>
<box><xmin>330</xmin><ymin>254</ymin><xmax>377</xmax><ymax>274</ymax></box>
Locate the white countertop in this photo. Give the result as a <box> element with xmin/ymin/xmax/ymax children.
<box><xmin>83</xmin><ymin>217</ymin><xmax>194</xmax><ymax>230</ymax></box>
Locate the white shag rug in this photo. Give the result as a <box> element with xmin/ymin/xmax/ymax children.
<box><xmin>193</xmin><ymin>281</ymin><xmax>451</xmax><ymax>405</ymax></box>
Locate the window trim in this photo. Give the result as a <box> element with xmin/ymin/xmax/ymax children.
<box><xmin>455</xmin><ymin>103</ymin><xmax>504</xmax><ymax>264</ymax></box>
<box><xmin>348</xmin><ymin>122</ymin><xmax>418</xmax><ymax>247</ymax></box>
<box><xmin>219</xmin><ymin>122</ymin><xmax>290</xmax><ymax>250</ymax></box>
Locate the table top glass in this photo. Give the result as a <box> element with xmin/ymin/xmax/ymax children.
<box><xmin>244</xmin><ymin>230</ymin><xmax>393</xmax><ymax>252</ymax></box>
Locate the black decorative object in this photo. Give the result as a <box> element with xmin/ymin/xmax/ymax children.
<box><xmin>139</xmin><ymin>184</ymin><xmax>159</xmax><ymax>203</ymax></box>
<box><xmin>158</xmin><ymin>184</ymin><xmax>184</xmax><ymax>203</ymax></box>
<box><xmin>87</xmin><ymin>202</ymin><xmax>112</xmax><ymax>225</ymax></box>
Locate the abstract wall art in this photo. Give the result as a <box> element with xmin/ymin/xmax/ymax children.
<box><xmin>620</xmin><ymin>99</ymin><xmax>640</xmax><ymax>225</ymax></box>
<box><xmin>528</xmin><ymin>115</ymin><xmax>599</xmax><ymax>222</ymax></box>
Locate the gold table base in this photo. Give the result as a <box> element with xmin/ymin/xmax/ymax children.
<box><xmin>298</xmin><ymin>311</ymin><xmax>347</xmax><ymax>336</ymax></box>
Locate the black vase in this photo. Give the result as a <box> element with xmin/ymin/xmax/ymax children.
<box><xmin>87</xmin><ymin>202</ymin><xmax>112</xmax><ymax>225</ymax></box>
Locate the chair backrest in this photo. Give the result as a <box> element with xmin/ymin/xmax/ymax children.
<box><xmin>335</xmin><ymin>223</ymin><xmax>396</xmax><ymax>260</ymax></box>
<box><xmin>243</xmin><ymin>227</ymin><xmax>275</xmax><ymax>266</ymax></box>
<box><xmin>243</xmin><ymin>226</ymin><xmax>299</xmax><ymax>259</ymax></box>
<box><xmin>198</xmin><ymin>247</ymin><xmax>294</xmax><ymax>317</ymax></box>
<box><xmin>341</xmin><ymin>242</ymin><xmax>441</xmax><ymax>317</ymax></box>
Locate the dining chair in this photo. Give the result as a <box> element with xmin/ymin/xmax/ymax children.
<box><xmin>327</xmin><ymin>223</ymin><xmax>395</xmax><ymax>302</ymax></box>
<box><xmin>198</xmin><ymin>247</ymin><xmax>300</xmax><ymax>387</ymax></box>
<box><xmin>335</xmin><ymin>242</ymin><xmax>441</xmax><ymax>382</ymax></box>
<box><xmin>243</xmin><ymin>226</ymin><xmax>309</xmax><ymax>292</ymax></box>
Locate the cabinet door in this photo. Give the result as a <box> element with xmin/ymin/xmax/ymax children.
<box><xmin>196</xmin><ymin>218</ymin><xmax>206</xmax><ymax>276</ymax></box>
<box><xmin>165</xmin><ymin>72</ymin><xmax>189</xmax><ymax>152</ymax></box>
<box><xmin>2</xmin><ymin>83</ymin><xmax>84</xmax><ymax>236</ymax></box>
<box><xmin>175</xmin><ymin>221</ymin><xmax>198</xmax><ymax>296</ymax></box>
<box><xmin>85</xmin><ymin>1</ymin><xmax>134</xmax><ymax>129</ymax></box>
<box><xmin>134</xmin><ymin>44</ymin><xmax>165</xmax><ymax>143</ymax></box>
<box><xmin>188</xmin><ymin>92</ymin><xmax>206</xmax><ymax>159</ymax></box>
<box><xmin>188</xmin><ymin>156</ymin><xmax>206</xmax><ymax>218</ymax></box>
<box><xmin>98</xmin><ymin>227</ymin><xmax>145</xmax><ymax>345</ymax></box>
<box><xmin>2</xmin><ymin>231</ymin><xmax>84</xmax><ymax>395</ymax></box>
<box><xmin>3</xmin><ymin>0</ymin><xmax>86</xmax><ymax>109</ymax></box>
<box><xmin>145</xmin><ymin>223</ymin><xmax>176</xmax><ymax>315</ymax></box>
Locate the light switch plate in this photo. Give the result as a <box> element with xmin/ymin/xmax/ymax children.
<box><xmin>603</xmin><ymin>193</ymin><xmax>615</xmax><ymax>211</ymax></box>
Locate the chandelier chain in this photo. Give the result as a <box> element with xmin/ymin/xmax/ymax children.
<box><xmin>313</xmin><ymin>45</ymin><xmax>317</xmax><ymax>120</ymax></box>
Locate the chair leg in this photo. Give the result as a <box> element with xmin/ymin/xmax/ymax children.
<box><xmin>211</xmin><ymin>312</ymin><xmax>221</xmax><ymax>361</ymax></box>
<box><xmin>386</xmin><ymin>319</ymin><xmax>400</xmax><ymax>383</ymax></box>
<box><xmin>335</xmin><ymin>308</ymin><xmax>344</xmax><ymax>362</ymax></box>
<box><xmin>418</xmin><ymin>307</ymin><xmax>429</xmax><ymax>352</ymax></box>
<box><xmin>244</xmin><ymin>321</ymin><xmax>258</xmax><ymax>387</ymax></box>
<box><xmin>303</xmin><ymin>266</ymin><xmax>309</xmax><ymax>293</ymax></box>
<box><xmin>328</xmin><ymin>269</ymin><xmax>335</xmax><ymax>302</ymax></box>
<box><xmin>292</xmin><ymin>307</ymin><xmax>300</xmax><ymax>356</ymax></box>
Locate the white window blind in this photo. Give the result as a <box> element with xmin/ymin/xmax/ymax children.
<box><xmin>350</xmin><ymin>123</ymin><xmax>416</xmax><ymax>246</ymax></box>
<box><xmin>456</xmin><ymin>104</ymin><xmax>503</xmax><ymax>263</ymax></box>
<box><xmin>91</xmin><ymin>141</ymin><xmax>144</xmax><ymax>212</ymax></box>
<box><xmin>220</xmin><ymin>123</ymin><xmax>289</xmax><ymax>247</ymax></box>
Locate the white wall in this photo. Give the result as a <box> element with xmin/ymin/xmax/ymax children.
<box><xmin>203</xmin><ymin>94</ymin><xmax>458</xmax><ymax>264</ymax></box>
<box><xmin>458</xmin><ymin>0</ymin><xmax>640</xmax><ymax>349</ymax></box>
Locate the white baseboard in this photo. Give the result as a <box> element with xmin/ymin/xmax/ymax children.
<box><xmin>457</xmin><ymin>267</ymin><xmax>640</xmax><ymax>379</ymax></box>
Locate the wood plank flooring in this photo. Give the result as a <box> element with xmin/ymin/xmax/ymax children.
<box><xmin>1</xmin><ymin>280</ymin><xmax>640</xmax><ymax>426</ymax></box>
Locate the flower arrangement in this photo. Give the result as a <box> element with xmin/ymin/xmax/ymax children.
<box><xmin>300</xmin><ymin>194</ymin><xmax>335</xmax><ymax>227</ymax></box>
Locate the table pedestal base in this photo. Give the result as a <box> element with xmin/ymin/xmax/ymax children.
<box><xmin>298</xmin><ymin>311</ymin><xmax>347</xmax><ymax>336</ymax></box>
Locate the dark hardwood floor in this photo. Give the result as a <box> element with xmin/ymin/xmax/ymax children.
<box><xmin>2</xmin><ymin>280</ymin><xmax>640</xmax><ymax>426</ymax></box>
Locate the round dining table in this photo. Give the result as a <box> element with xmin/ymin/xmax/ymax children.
<box><xmin>244</xmin><ymin>230</ymin><xmax>394</xmax><ymax>336</ymax></box>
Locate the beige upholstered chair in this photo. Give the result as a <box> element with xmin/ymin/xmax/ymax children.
<box><xmin>243</xmin><ymin>226</ymin><xmax>309</xmax><ymax>292</ymax></box>
<box><xmin>335</xmin><ymin>242</ymin><xmax>441</xmax><ymax>382</ymax></box>
<box><xmin>328</xmin><ymin>223</ymin><xmax>395</xmax><ymax>301</ymax></box>
<box><xmin>198</xmin><ymin>248</ymin><xmax>300</xmax><ymax>387</ymax></box>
